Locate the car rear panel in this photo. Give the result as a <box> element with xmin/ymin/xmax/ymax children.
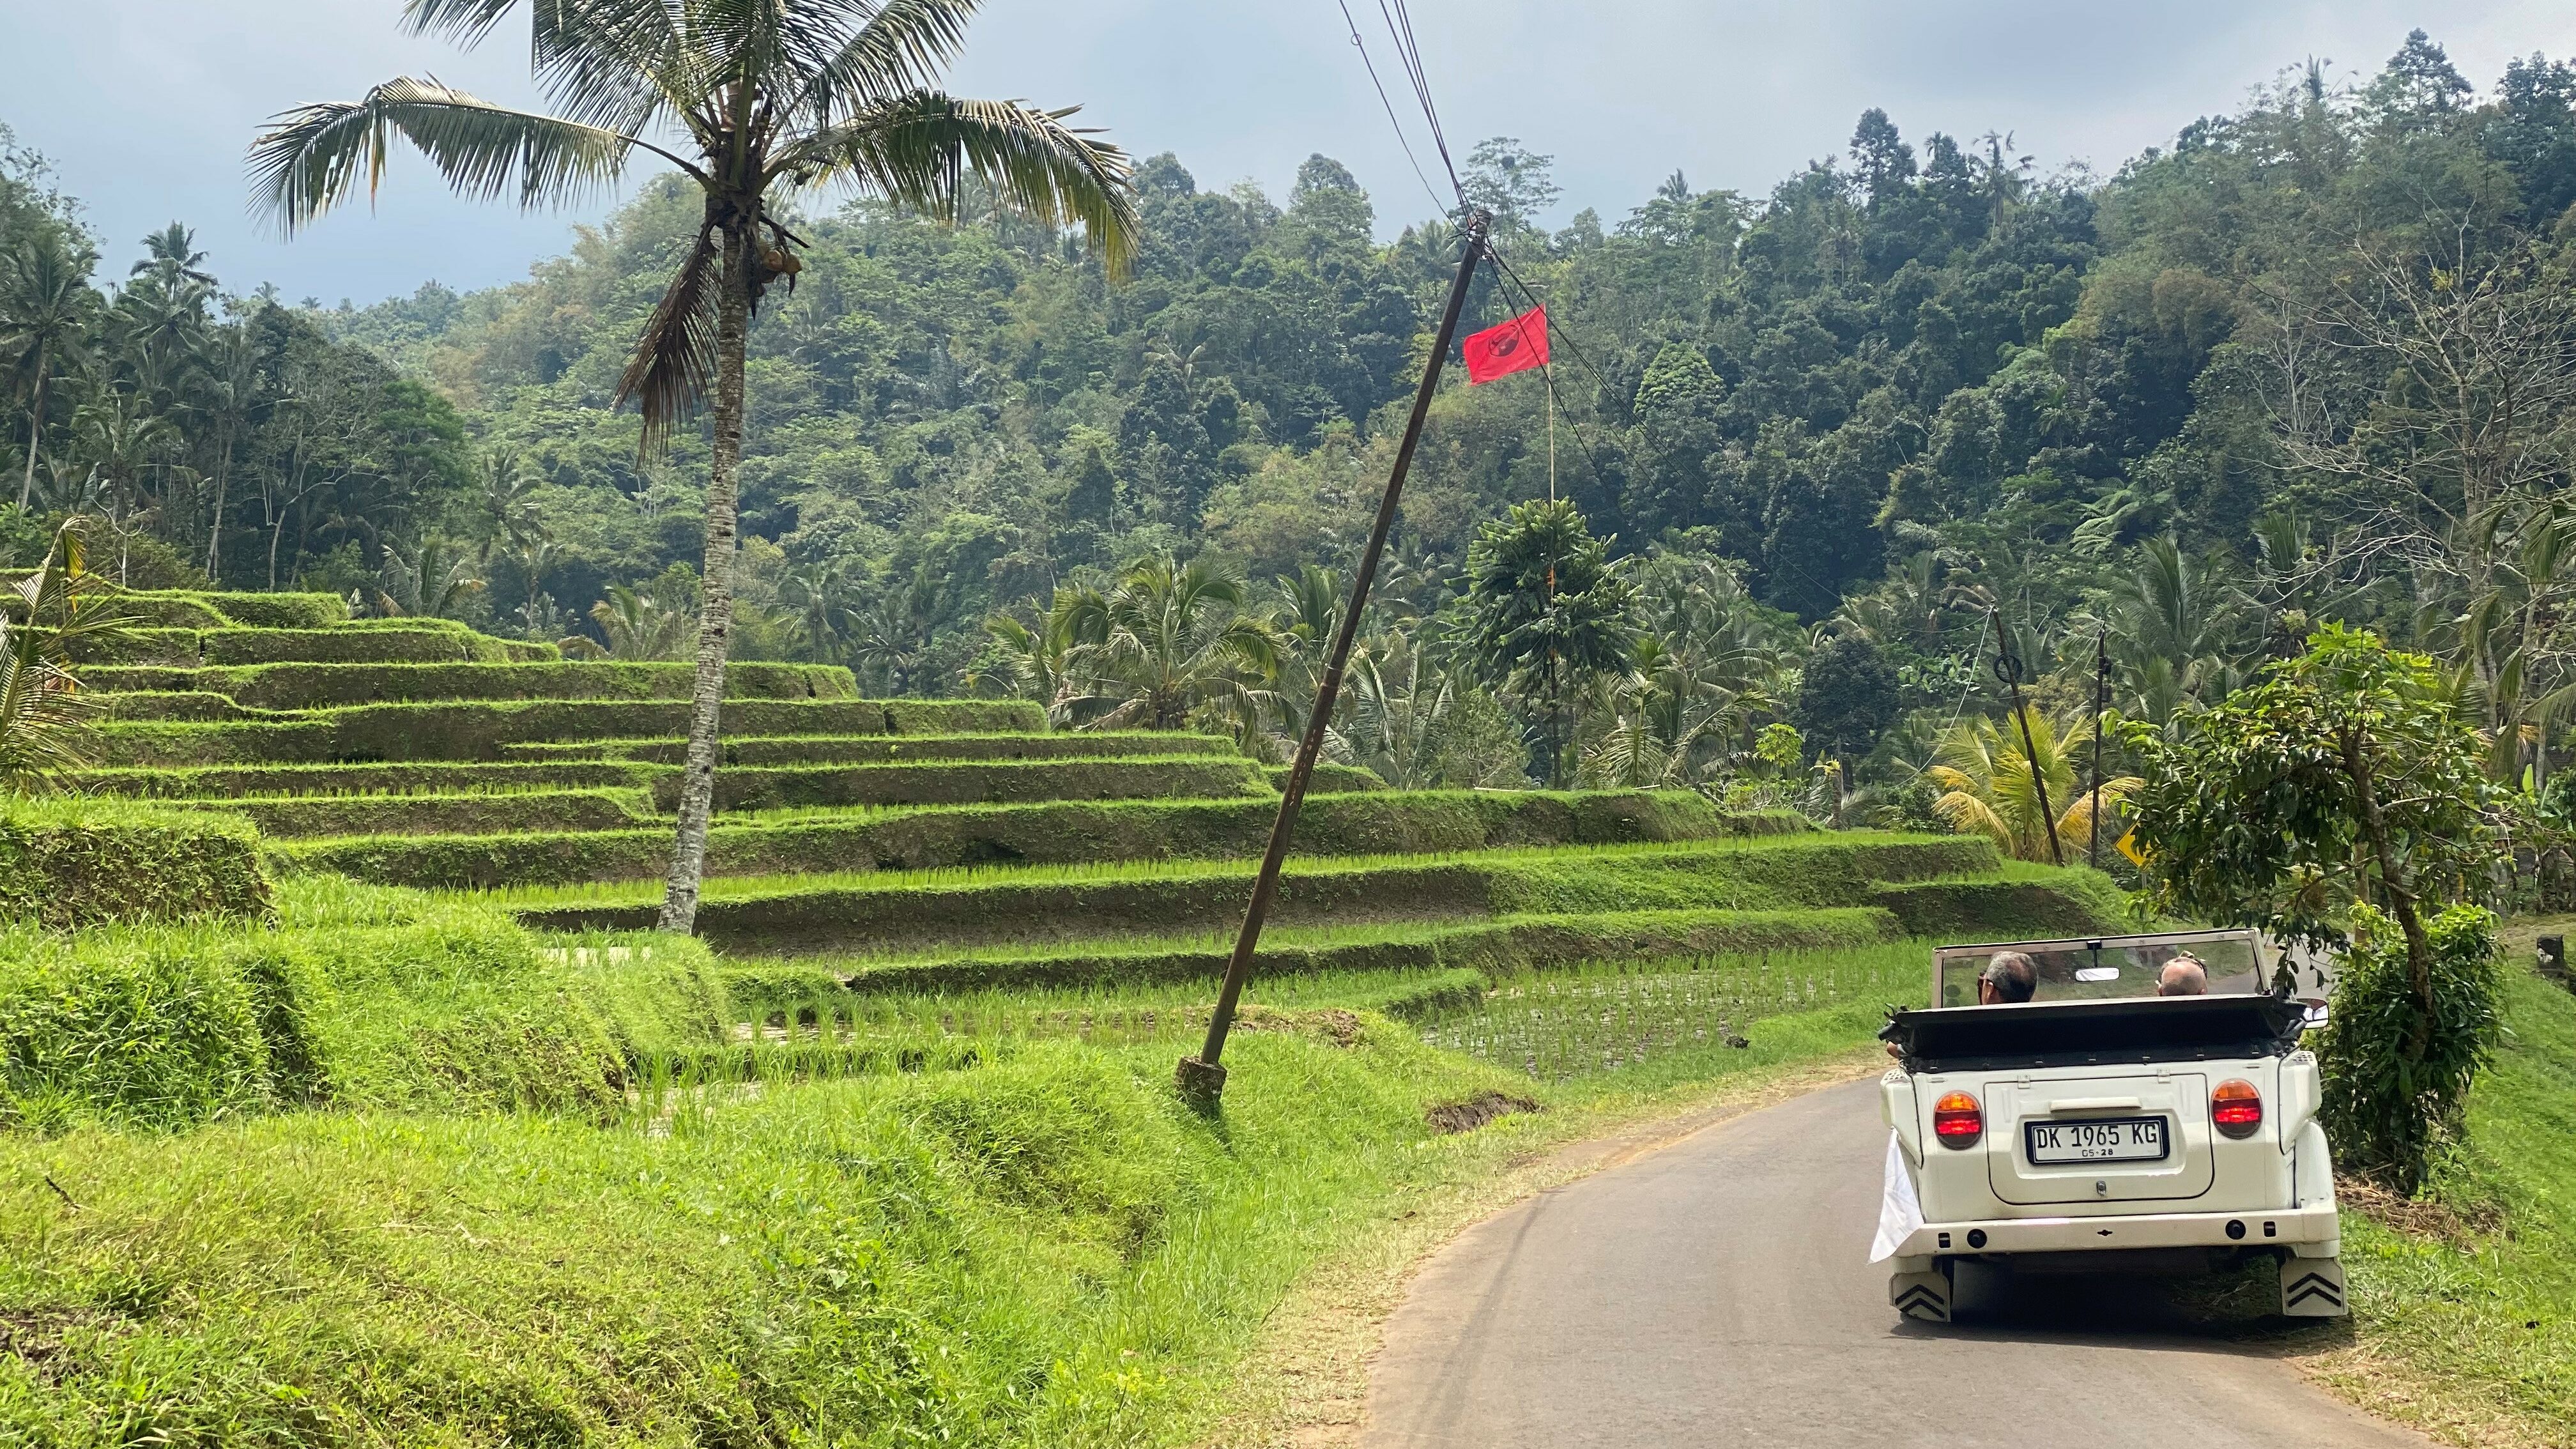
<box><xmin>1981</xmin><ymin>1071</ymin><xmax>2214</xmax><ymax>1206</ymax></box>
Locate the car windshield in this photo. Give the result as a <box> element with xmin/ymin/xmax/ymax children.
<box><xmin>1933</xmin><ymin>930</ymin><xmax>2270</xmax><ymax>1007</ymax></box>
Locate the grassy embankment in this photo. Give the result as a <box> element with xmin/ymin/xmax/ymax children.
<box><xmin>2299</xmin><ymin>930</ymin><xmax>2576</xmax><ymax>1447</ymax></box>
<box><xmin>0</xmin><ymin>866</ymin><xmax>1922</xmax><ymax>1445</ymax></box>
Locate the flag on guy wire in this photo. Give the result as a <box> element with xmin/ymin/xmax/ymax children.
<box><xmin>1461</xmin><ymin>305</ymin><xmax>1549</xmax><ymax>383</ymax></box>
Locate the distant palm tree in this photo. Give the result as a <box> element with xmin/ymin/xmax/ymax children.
<box><xmin>972</xmin><ymin>602</ymin><xmax>1078</xmax><ymax>719</ymax></box>
<box><xmin>1928</xmin><ymin>707</ymin><xmax>2140</xmax><ymax>864</ymax></box>
<box><xmin>1059</xmin><ymin>555</ymin><xmax>1280</xmax><ymax>733</ymax></box>
<box><xmin>568</xmin><ymin>579</ymin><xmax>696</xmax><ymax>661</ymax></box>
<box><xmin>252</xmin><ymin>0</ymin><xmax>1138</xmax><ymax>933</ymax></box>
<box><xmin>131</xmin><ymin>224</ymin><xmax>217</xmax><ymax>292</ymax></box>
<box><xmin>1</xmin><ymin>231</ymin><xmax>100</xmax><ymax>512</ymax></box>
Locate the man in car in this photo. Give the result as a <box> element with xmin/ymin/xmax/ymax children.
<box><xmin>1979</xmin><ymin>950</ymin><xmax>2038</xmax><ymax>1005</ymax></box>
<box><xmin>1887</xmin><ymin>950</ymin><xmax>2040</xmax><ymax>1059</ymax></box>
<box><xmin>2156</xmin><ymin>953</ymin><xmax>2209</xmax><ymax>996</ymax></box>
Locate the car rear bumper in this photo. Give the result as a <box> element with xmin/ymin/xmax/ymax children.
<box><xmin>1892</xmin><ymin>1202</ymin><xmax>2338</xmax><ymax>1259</ymax></box>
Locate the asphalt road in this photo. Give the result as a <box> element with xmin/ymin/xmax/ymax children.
<box><xmin>1363</xmin><ymin>1078</ymin><xmax>2428</xmax><ymax>1449</ymax></box>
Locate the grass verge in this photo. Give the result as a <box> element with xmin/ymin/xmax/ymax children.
<box><xmin>2294</xmin><ymin>951</ymin><xmax>2576</xmax><ymax>1447</ymax></box>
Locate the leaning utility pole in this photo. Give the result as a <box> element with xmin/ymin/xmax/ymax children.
<box><xmin>1989</xmin><ymin>610</ymin><xmax>2062</xmax><ymax>868</ymax></box>
<box><xmin>1176</xmin><ymin>213</ymin><xmax>1491</xmax><ymax>1102</ymax></box>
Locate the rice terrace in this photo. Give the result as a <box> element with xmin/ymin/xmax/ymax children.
<box><xmin>5</xmin><ymin>1</ymin><xmax>2576</xmax><ymax>1446</ymax></box>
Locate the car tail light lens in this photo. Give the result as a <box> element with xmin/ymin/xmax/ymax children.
<box><xmin>2212</xmin><ymin>1078</ymin><xmax>2264</xmax><ymax>1138</ymax></box>
<box><xmin>1933</xmin><ymin>1091</ymin><xmax>1982</xmax><ymax>1147</ymax></box>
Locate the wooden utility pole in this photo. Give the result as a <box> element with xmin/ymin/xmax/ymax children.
<box><xmin>1989</xmin><ymin>610</ymin><xmax>2062</xmax><ymax>868</ymax></box>
<box><xmin>1176</xmin><ymin>213</ymin><xmax>1491</xmax><ymax>1102</ymax></box>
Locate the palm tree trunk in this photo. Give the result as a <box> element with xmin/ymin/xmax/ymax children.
<box><xmin>659</xmin><ymin>228</ymin><xmax>749</xmax><ymax>934</ymax></box>
<box><xmin>17</xmin><ymin>350</ymin><xmax>45</xmax><ymax>513</ymax></box>
<box><xmin>205</xmin><ymin>425</ymin><xmax>233</xmax><ymax>579</ymax></box>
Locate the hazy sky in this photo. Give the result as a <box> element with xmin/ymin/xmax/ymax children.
<box><xmin>6</xmin><ymin>0</ymin><xmax>2575</xmax><ymax>307</ymax></box>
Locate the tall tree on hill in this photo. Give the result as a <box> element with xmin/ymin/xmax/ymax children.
<box><xmin>2</xmin><ymin>230</ymin><xmax>98</xmax><ymax>514</ymax></box>
<box><xmin>252</xmin><ymin>0</ymin><xmax>1139</xmax><ymax>933</ymax></box>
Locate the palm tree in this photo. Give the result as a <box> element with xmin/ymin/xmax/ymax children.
<box><xmin>131</xmin><ymin>224</ymin><xmax>217</xmax><ymax>293</ymax></box>
<box><xmin>1344</xmin><ymin>631</ymin><xmax>1450</xmax><ymax>788</ymax></box>
<box><xmin>378</xmin><ymin>536</ymin><xmax>486</xmax><ymax>618</ymax></box>
<box><xmin>1928</xmin><ymin>707</ymin><xmax>2141</xmax><ymax>864</ymax></box>
<box><xmin>251</xmin><ymin>0</ymin><xmax>1139</xmax><ymax>933</ymax></box>
<box><xmin>972</xmin><ymin>601</ymin><xmax>1078</xmax><ymax>719</ymax></box>
<box><xmin>1</xmin><ymin>231</ymin><xmax>100</xmax><ymax>513</ymax></box>
<box><xmin>1058</xmin><ymin>554</ymin><xmax>1280</xmax><ymax>733</ymax></box>
<box><xmin>568</xmin><ymin>579</ymin><xmax>697</xmax><ymax>661</ymax></box>
<box><xmin>778</xmin><ymin>558</ymin><xmax>857</xmax><ymax>664</ymax></box>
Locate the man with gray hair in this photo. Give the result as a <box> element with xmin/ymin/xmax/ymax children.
<box><xmin>1979</xmin><ymin>950</ymin><xmax>2038</xmax><ymax>1005</ymax></box>
<box><xmin>2157</xmin><ymin>953</ymin><xmax>2209</xmax><ymax>997</ymax></box>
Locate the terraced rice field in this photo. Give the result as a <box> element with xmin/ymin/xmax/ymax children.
<box><xmin>66</xmin><ymin>592</ymin><xmax>2125</xmax><ymax>1083</ymax></box>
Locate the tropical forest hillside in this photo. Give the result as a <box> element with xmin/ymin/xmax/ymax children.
<box><xmin>5</xmin><ymin>29</ymin><xmax>2576</xmax><ymax>817</ymax></box>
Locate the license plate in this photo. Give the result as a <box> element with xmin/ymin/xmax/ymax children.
<box><xmin>2024</xmin><ymin>1116</ymin><xmax>2167</xmax><ymax>1164</ymax></box>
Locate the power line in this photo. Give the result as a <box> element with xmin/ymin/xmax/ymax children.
<box><xmin>1374</xmin><ymin>0</ymin><xmax>1466</xmax><ymax>210</ymax></box>
<box><xmin>1333</xmin><ymin>0</ymin><xmax>1452</xmax><ymax>220</ymax></box>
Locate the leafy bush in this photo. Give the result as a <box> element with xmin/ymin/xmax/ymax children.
<box><xmin>2317</xmin><ymin>903</ymin><xmax>2506</xmax><ymax>1192</ymax></box>
<box><xmin>0</xmin><ymin>799</ymin><xmax>272</xmax><ymax>927</ymax></box>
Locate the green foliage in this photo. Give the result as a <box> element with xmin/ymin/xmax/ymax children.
<box><xmin>0</xmin><ymin>882</ymin><xmax>731</xmax><ymax>1130</ymax></box>
<box><xmin>0</xmin><ymin>798</ymin><xmax>270</xmax><ymax>928</ymax></box>
<box><xmin>670</xmin><ymin>756</ymin><xmax>1273</xmax><ymax>813</ymax></box>
<box><xmin>2316</xmin><ymin>904</ymin><xmax>2506</xmax><ymax>1192</ymax></box>
<box><xmin>507</xmin><ymin>835</ymin><xmax>1998</xmax><ymax>954</ymax></box>
<box><xmin>0</xmin><ymin>925</ymin><xmax>298</xmax><ymax>1131</ymax></box>
<box><xmin>2128</xmin><ymin>625</ymin><xmax>2502</xmax><ymax>950</ymax></box>
<box><xmin>82</xmin><ymin>660</ymin><xmax>857</xmax><ymax>710</ymax></box>
<box><xmin>1463</xmin><ymin>500</ymin><xmax>1637</xmax><ymax>786</ymax></box>
<box><xmin>2326</xmin><ymin>967</ymin><xmax>2576</xmax><ymax>1436</ymax></box>
<box><xmin>89</xmin><ymin>698</ymin><xmax>1029</xmax><ymax>767</ymax></box>
<box><xmin>280</xmin><ymin>790</ymin><xmax>1784</xmax><ymax>891</ymax></box>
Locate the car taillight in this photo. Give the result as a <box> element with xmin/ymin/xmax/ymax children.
<box><xmin>1932</xmin><ymin>1090</ymin><xmax>1982</xmax><ymax>1147</ymax></box>
<box><xmin>2212</xmin><ymin>1078</ymin><xmax>2264</xmax><ymax>1138</ymax></box>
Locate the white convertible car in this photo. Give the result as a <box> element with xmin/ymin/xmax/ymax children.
<box><xmin>1876</xmin><ymin>928</ymin><xmax>2346</xmax><ymax>1323</ymax></box>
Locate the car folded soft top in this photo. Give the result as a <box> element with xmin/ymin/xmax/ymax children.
<box><xmin>1880</xmin><ymin>993</ymin><xmax>2310</xmax><ymax>1074</ymax></box>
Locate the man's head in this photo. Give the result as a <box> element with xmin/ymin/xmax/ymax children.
<box><xmin>2157</xmin><ymin>954</ymin><xmax>2209</xmax><ymax>997</ymax></box>
<box><xmin>1978</xmin><ymin>951</ymin><xmax>2038</xmax><ymax>1005</ymax></box>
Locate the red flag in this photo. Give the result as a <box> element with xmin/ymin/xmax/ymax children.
<box><xmin>1461</xmin><ymin>305</ymin><xmax>1549</xmax><ymax>383</ymax></box>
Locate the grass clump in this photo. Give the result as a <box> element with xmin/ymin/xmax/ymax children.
<box><xmin>0</xmin><ymin>799</ymin><xmax>271</xmax><ymax>928</ymax></box>
<box><xmin>0</xmin><ymin>881</ymin><xmax>731</xmax><ymax>1130</ymax></box>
